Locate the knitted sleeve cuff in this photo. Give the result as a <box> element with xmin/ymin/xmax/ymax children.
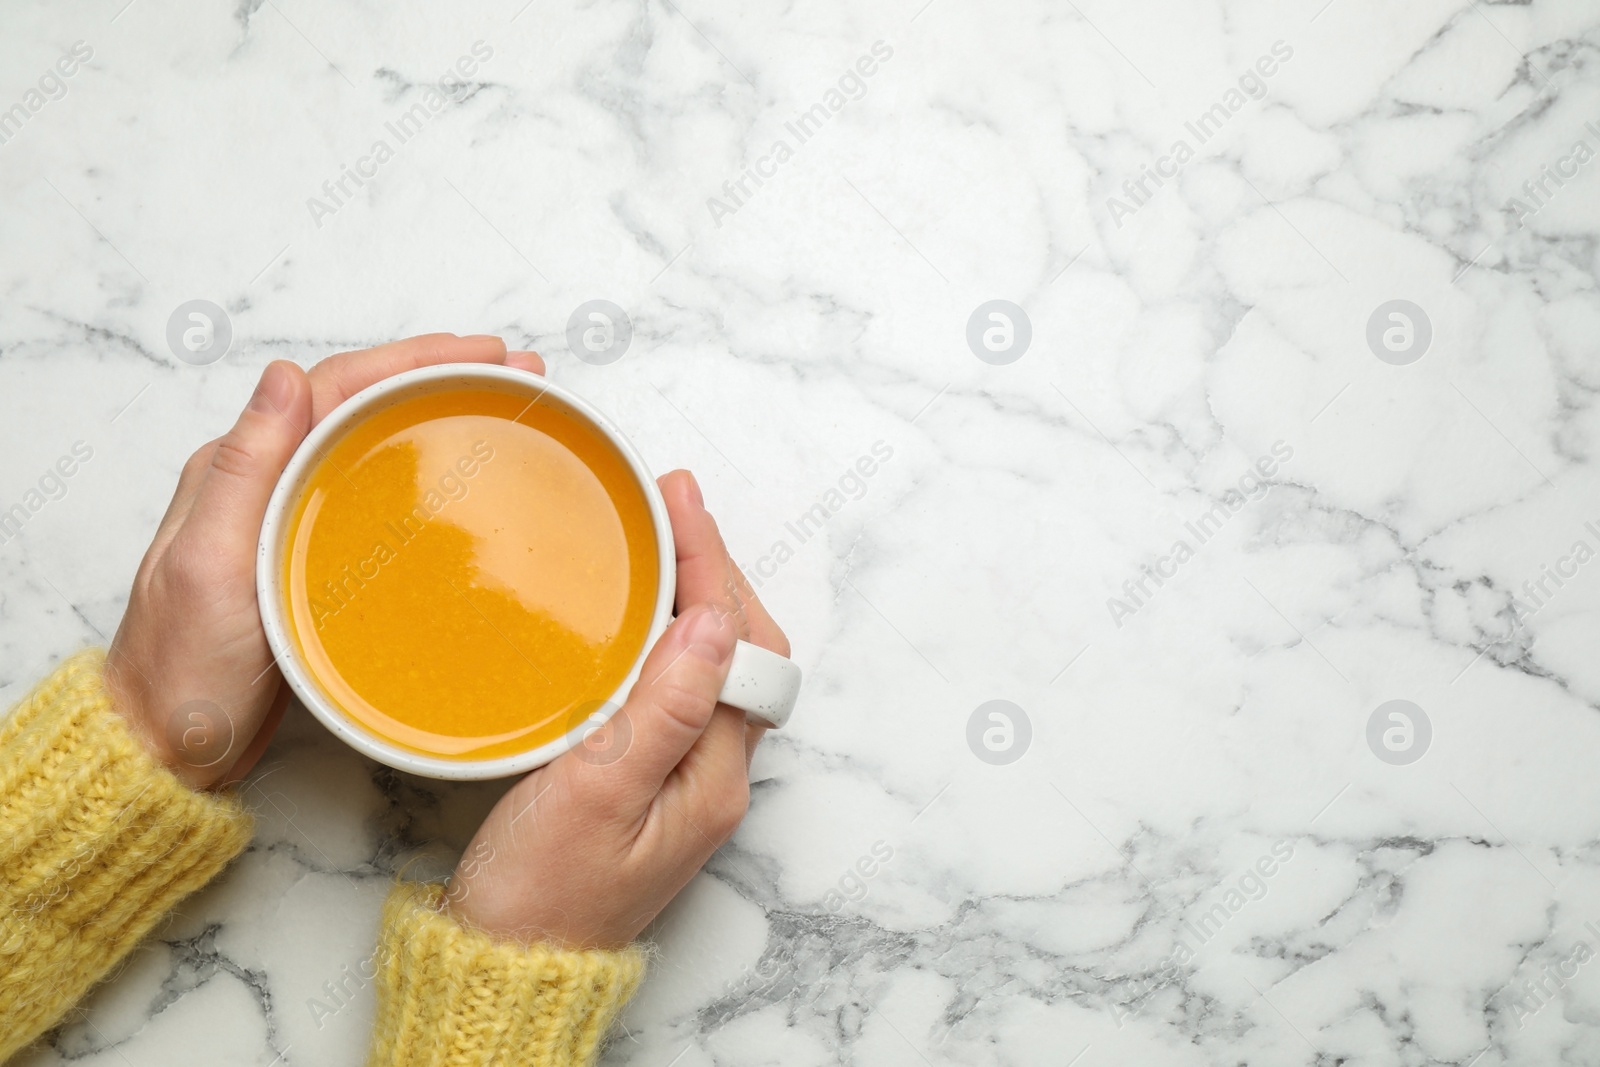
<box><xmin>0</xmin><ymin>648</ymin><xmax>256</xmax><ymax>1060</ymax></box>
<box><xmin>367</xmin><ymin>882</ymin><xmax>648</xmax><ymax>1067</ymax></box>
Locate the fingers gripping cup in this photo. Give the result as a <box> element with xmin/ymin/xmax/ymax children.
<box><xmin>256</xmin><ymin>365</ymin><xmax>801</xmax><ymax>781</ymax></box>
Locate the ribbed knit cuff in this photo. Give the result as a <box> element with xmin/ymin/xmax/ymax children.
<box><xmin>0</xmin><ymin>649</ymin><xmax>255</xmax><ymax>1061</ymax></box>
<box><xmin>367</xmin><ymin>882</ymin><xmax>647</xmax><ymax>1067</ymax></box>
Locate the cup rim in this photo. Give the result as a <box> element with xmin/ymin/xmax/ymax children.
<box><xmin>255</xmin><ymin>363</ymin><xmax>677</xmax><ymax>781</ymax></box>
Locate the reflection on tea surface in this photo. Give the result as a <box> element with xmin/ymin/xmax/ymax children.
<box><xmin>285</xmin><ymin>390</ymin><xmax>658</xmax><ymax>760</ymax></box>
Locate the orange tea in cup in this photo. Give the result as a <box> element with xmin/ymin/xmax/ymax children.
<box><xmin>281</xmin><ymin>388</ymin><xmax>659</xmax><ymax>760</ymax></box>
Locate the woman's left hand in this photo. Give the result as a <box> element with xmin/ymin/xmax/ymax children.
<box><xmin>104</xmin><ymin>334</ymin><xmax>544</xmax><ymax>790</ymax></box>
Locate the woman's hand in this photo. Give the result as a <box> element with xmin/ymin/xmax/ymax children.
<box><xmin>445</xmin><ymin>470</ymin><xmax>790</xmax><ymax>949</ymax></box>
<box><xmin>104</xmin><ymin>334</ymin><xmax>545</xmax><ymax>790</ymax></box>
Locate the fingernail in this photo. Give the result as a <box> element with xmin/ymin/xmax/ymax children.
<box><xmin>682</xmin><ymin>605</ymin><xmax>735</xmax><ymax>665</ymax></box>
<box><xmin>685</xmin><ymin>471</ymin><xmax>705</xmax><ymax>509</ymax></box>
<box><xmin>249</xmin><ymin>362</ymin><xmax>294</xmax><ymax>414</ymax></box>
<box><xmin>463</xmin><ymin>334</ymin><xmax>499</xmax><ymax>342</ymax></box>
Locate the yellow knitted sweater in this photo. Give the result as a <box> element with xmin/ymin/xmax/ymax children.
<box><xmin>0</xmin><ymin>651</ymin><xmax>645</xmax><ymax>1065</ymax></box>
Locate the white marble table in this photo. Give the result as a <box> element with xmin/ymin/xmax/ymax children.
<box><xmin>4</xmin><ymin>0</ymin><xmax>1600</xmax><ymax>1063</ymax></box>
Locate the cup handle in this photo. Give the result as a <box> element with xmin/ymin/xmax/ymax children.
<box><xmin>718</xmin><ymin>640</ymin><xmax>802</xmax><ymax>729</ymax></box>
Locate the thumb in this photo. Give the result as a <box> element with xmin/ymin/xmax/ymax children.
<box><xmin>563</xmin><ymin>604</ymin><xmax>739</xmax><ymax>808</ymax></box>
<box><xmin>182</xmin><ymin>361</ymin><xmax>312</xmax><ymax>550</ymax></box>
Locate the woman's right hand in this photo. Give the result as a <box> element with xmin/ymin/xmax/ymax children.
<box><xmin>445</xmin><ymin>470</ymin><xmax>789</xmax><ymax>949</ymax></box>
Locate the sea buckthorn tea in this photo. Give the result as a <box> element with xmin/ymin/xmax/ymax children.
<box><xmin>282</xmin><ymin>388</ymin><xmax>659</xmax><ymax>761</ymax></box>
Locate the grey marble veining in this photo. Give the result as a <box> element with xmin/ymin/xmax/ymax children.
<box><xmin>4</xmin><ymin>0</ymin><xmax>1600</xmax><ymax>1064</ymax></box>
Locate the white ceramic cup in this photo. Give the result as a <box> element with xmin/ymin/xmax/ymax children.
<box><xmin>256</xmin><ymin>364</ymin><xmax>801</xmax><ymax>781</ymax></box>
